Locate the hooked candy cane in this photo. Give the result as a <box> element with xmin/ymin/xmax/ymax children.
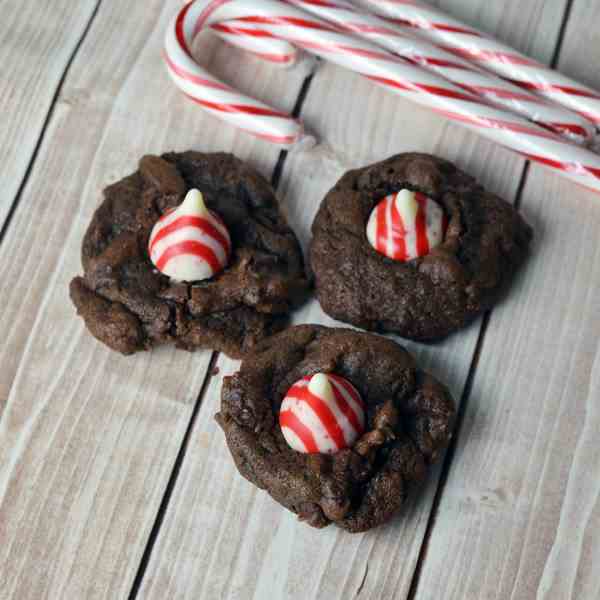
<box><xmin>358</xmin><ymin>0</ymin><xmax>600</xmax><ymax>129</ymax></box>
<box><xmin>165</xmin><ymin>0</ymin><xmax>600</xmax><ymax>193</ymax></box>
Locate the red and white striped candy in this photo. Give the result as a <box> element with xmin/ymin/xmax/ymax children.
<box><xmin>279</xmin><ymin>373</ymin><xmax>366</xmax><ymax>454</ymax></box>
<box><xmin>366</xmin><ymin>189</ymin><xmax>446</xmax><ymax>261</ymax></box>
<box><xmin>359</xmin><ymin>0</ymin><xmax>600</xmax><ymax>129</ymax></box>
<box><xmin>286</xmin><ymin>0</ymin><xmax>593</xmax><ymax>145</ymax></box>
<box><xmin>164</xmin><ymin>0</ymin><xmax>600</xmax><ymax>194</ymax></box>
<box><xmin>149</xmin><ymin>189</ymin><xmax>231</xmax><ymax>282</ymax></box>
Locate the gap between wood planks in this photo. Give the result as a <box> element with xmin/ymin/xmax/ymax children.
<box><xmin>127</xmin><ymin>72</ymin><xmax>316</xmax><ymax>600</ymax></box>
<box><xmin>0</xmin><ymin>0</ymin><xmax>103</xmax><ymax>251</ymax></box>
<box><xmin>405</xmin><ymin>0</ymin><xmax>575</xmax><ymax>597</ymax></box>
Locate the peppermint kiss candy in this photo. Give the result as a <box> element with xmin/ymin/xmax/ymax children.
<box><xmin>279</xmin><ymin>373</ymin><xmax>366</xmax><ymax>454</ymax></box>
<box><xmin>149</xmin><ymin>189</ymin><xmax>231</xmax><ymax>282</ymax></box>
<box><xmin>366</xmin><ymin>189</ymin><xmax>446</xmax><ymax>261</ymax></box>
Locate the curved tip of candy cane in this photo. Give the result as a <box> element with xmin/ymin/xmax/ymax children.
<box><xmin>292</xmin><ymin>129</ymin><xmax>318</xmax><ymax>152</ymax></box>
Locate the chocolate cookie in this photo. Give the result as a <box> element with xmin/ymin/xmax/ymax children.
<box><xmin>70</xmin><ymin>152</ymin><xmax>308</xmax><ymax>357</ymax></box>
<box><xmin>310</xmin><ymin>153</ymin><xmax>532</xmax><ymax>340</ymax></box>
<box><xmin>216</xmin><ymin>325</ymin><xmax>455</xmax><ymax>532</ymax></box>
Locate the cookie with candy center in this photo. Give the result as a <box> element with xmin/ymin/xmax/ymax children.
<box><xmin>217</xmin><ymin>325</ymin><xmax>456</xmax><ymax>532</ymax></box>
<box><xmin>310</xmin><ymin>153</ymin><xmax>532</xmax><ymax>341</ymax></box>
<box><xmin>366</xmin><ymin>189</ymin><xmax>446</xmax><ymax>261</ymax></box>
<box><xmin>279</xmin><ymin>373</ymin><xmax>365</xmax><ymax>454</ymax></box>
<box><xmin>70</xmin><ymin>151</ymin><xmax>309</xmax><ymax>357</ymax></box>
<box><xmin>149</xmin><ymin>189</ymin><xmax>231</xmax><ymax>282</ymax></box>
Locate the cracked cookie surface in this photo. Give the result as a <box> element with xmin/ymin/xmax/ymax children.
<box><xmin>70</xmin><ymin>151</ymin><xmax>309</xmax><ymax>357</ymax></box>
<box><xmin>310</xmin><ymin>153</ymin><xmax>533</xmax><ymax>340</ymax></box>
<box><xmin>216</xmin><ymin>325</ymin><xmax>455</xmax><ymax>532</ymax></box>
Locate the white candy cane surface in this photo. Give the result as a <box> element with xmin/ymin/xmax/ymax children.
<box><xmin>149</xmin><ymin>189</ymin><xmax>231</xmax><ymax>282</ymax></box>
<box><xmin>211</xmin><ymin>19</ymin><xmax>298</xmax><ymax>64</ymax></box>
<box><xmin>284</xmin><ymin>0</ymin><xmax>593</xmax><ymax>145</ymax></box>
<box><xmin>366</xmin><ymin>189</ymin><xmax>446</xmax><ymax>261</ymax></box>
<box><xmin>279</xmin><ymin>373</ymin><xmax>366</xmax><ymax>454</ymax></box>
<box><xmin>164</xmin><ymin>0</ymin><xmax>600</xmax><ymax>193</ymax></box>
<box><xmin>359</xmin><ymin>0</ymin><xmax>600</xmax><ymax>129</ymax></box>
<box><xmin>165</xmin><ymin>1</ymin><xmax>304</xmax><ymax>144</ymax></box>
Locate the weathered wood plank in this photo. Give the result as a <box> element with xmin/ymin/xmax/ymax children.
<box><xmin>0</xmin><ymin>0</ymin><xmax>99</xmax><ymax>230</ymax></box>
<box><xmin>138</xmin><ymin>2</ymin><xmax>568</xmax><ymax>597</ymax></box>
<box><xmin>0</xmin><ymin>0</ymin><xmax>307</xmax><ymax>597</ymax></box>
<box><xmin>413</xmin><ymin>1</ymin><xmax>600</xmax><ymax>598</ymax></box>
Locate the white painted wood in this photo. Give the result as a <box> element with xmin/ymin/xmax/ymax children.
<box><xmin>413</xmin><ymin>2</ymin><xmax>600</xmax><ymax>598</ymax></box>
<box><xmin>0</xmin><ymin>0</ymin><xmax>308</xmax><ymax>597</ymax></box>
<box><xmin>0</xmin><ymin>0</ymin><xmax>99</xmax><ymax>230</ymax></box>
<box><xmin>139</xmin><ymin>2</ymin><xmax>569</xmax><ymax>597</ymax></box>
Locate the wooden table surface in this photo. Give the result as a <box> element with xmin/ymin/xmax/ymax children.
<box><xmin>2</xmin><ymin>0</ymin><xmax>600</xmax><ymax>598</ymax></box>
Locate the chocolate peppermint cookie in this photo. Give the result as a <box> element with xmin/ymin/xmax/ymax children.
<box><xmin>310</xmin><ymin>153</ymin><xmax>532</xmax><ymax>340</ymax></box>
<box><xmin>217</xmin><ymin>325</ymin><xmax>455</xmax><ymax>532</ymax></box>
<box><xmin>70</xmin><ymin>151</ymin><xmax>308</xmax><ymax>357</ymax></box>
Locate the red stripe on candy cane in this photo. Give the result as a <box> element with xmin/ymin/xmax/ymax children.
<box><xmin>545</xmin><ymin>123</ymin><xmax>592</xmax><ymax>140</ymax></box>
<box><xmin>241</xmin><ymin>128</ymin><xmax>300</xmax><ymax>144</ymax></box>
<box><xmin>183</xmin><ymin>92</ymin><xmax>291</xmax><ymax>118</ymax></box>
<box><xmin>194</xmin><ymin>0</ymin><xmax>235</xmax><ymax>34</ymax></box>
<box><xmin>366</xmin><ymin>75</ymin><xmax>481</xmax><ymax>103</ymax></box>
<box><xmin>176</xmin><ymin>1</ymin><xmax>194</xmax><ymax>56</ymax></box>
<box><xmin>165</xmin><ymin>52</ymin><xmax>233</xmax><ymax>91</ymax></box>
<box><xmin>520</xmin><ymin>154</ymin><xmax>600</xmax><ymax>180</ymax></box>
<box><xmin>458</xmin><ymin>85</ymin><xmax>546</xmax><ymax>103</ymax></box>
<box><xmin>508</xmin><ymin>80</ymin><xmax>600</xmax><ymax>100</ymax></box>
<box><xmin>235</xmin><ymin>14</ymin><xmax>341</xmax><ymax>32</ymax></box>
<box><xmin>578</xmin><ymin>110</ymin><xmax>600</xmax><ymax>125</ymax></box>
<box><xmin>387</xmin><ymin>17</ymin><xmax>481</xmax><ymax>37</ymax></box>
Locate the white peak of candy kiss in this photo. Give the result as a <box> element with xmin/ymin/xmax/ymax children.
<box><xmin>279</xmin><ymin>372</ymin><xmax>366</xmax><ymax>455</ymax></box>
<box><xmin>181</xmin><ymin>188</ymin><xmax>209</xmax><ymax>215</ymax></box>
<box><xmin>308</xmin><ymin>372</ymin><xmax>335</xmax><ymax>402</ymax></box>
<box><xmin>395</xmin><ymin>189</ymin><xmax>419</xmax><ymax>220</ymax></box>
<box><xmin>366</xmin><ymin>188</ymin><xmax>446</xmax><ymax>262</ymax></box>
<box><xmin>148</xmin><ymin>188</ymin><xmax>231</xmax><ymax>282</ymax></box>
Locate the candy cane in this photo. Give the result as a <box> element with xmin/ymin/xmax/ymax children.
<box><xmin>282</xmin><ymin>0</ymin><xmax>593</xmax><ymax>145</ymax></box>
<box><xmin>359</xmin><ymin>0</ymin><xmax>600</xmax><ymax>129</ymax></box>
<box><xmin>225</xmin><ymin>0</ymin><xmax>593</xmax><ymax>144</ymax></box>
<box><xmin>165</xmin><ymin>0</ymin><xmax>600</xmax><ymax>193</ymax></box>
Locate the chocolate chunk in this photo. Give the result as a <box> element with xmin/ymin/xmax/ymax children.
<box><xmin>139</xmin><ymin>155</ymin><xmax>186</xmax><ymax>196</ymax></box>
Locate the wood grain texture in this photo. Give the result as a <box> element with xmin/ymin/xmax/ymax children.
<box><xmin>0</xmin><ymin>0</ymin><xmax>308</xmax><ymax>597</ymax></box>
<box><xmin>138</xmin><ymin>2</ymin><xmax>569</xmax><ymax>598</ymax></box>
<box><xmin>412</xmin><ymin>1</ymin><xmax>600</xmax><ymax>599</ymax></box>
<box><xmin>0</xmin><ymin>0</ymin><xmax>99</xmax><ymax>230</ymax></box>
